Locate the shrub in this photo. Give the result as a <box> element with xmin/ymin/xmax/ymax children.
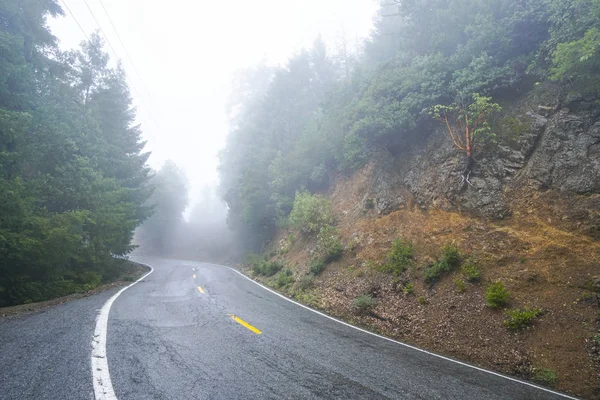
<box><xmin>461</xmin><ymin>260</ymin><xmax>482</xmax><ymax>282</ymax></box>
<box><xmin>352</xmin><ymin>294</ymin><xmax>376</xmax><ymax>313</ymax></box>
<box><xmin>297</xmin><ymin>274</ymin><xmax>315</xmax><ymax>291</ymax></box>
<box><xmin>485</xmin><ymin>281</ymin><xmax>510</xmax><ymax>308</ymax></box>
<box><xmin>532</xmin><ymin>368</ymin><xmax>557</xmax><ymax>387</ymax></box>
<box><xmin>380</xmin><ymin>239</ymin><xmax>413</xmax><ymax>275</ymax></box>
<box><xmin>276</xmin><ymin>269</ymin><xmax>294</xmax><ymax>288</ymax></box>
<box><xmin>289</xmin><ymin>191</ymin><xmax>334</xmax><ymax>234</ymax></box>
<box><xmin>402</xmin><ymin>282</ymin><xmax>414</xmax><ymax>295</ymax></box>
<box><xmin>316</xmin><ymin>225</ymin><xmax>343</xmax><ymax>263</ymax></box>
<box><xmin>440</xmin><ymin>244</ymin><xmax>461</xmax><ymax>268</ymax></box>
<box><xmin>423</xmin><ymin>244</ymin><xmax>462</xmax><ymax>283</ymax></box>
<box><xmin>418</xmin><ymin>296</ymin><xmax>428</xmax><ymax>305</ymax></box>
<box><xmin>253</xmin><ymin>260</ymin><xmax>284</xmax><ymax>277</ymax></box>
<box><xmin>309</xmin><ymin>259</ymin><xmax>326</xmax><ymax>275</ymax></box>
<box><xmin>454</xmin><ymin>278</ymin><xmax>466</xmax><ymax>293</ymax></box>
<box><xmin>503</xmin><ymin>308</ymin><xmax>541</xmax><ymax>330</ymax></box>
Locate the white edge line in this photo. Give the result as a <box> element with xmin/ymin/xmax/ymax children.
<box><xmin>217</xmin><ymin>264</ymin><xmax>578</xmax><ymax>400</ymax></box>
<box><xmin>91</xmin><ymin>263</ymin><xmax>154</xmax><ymax>400</ymax></box>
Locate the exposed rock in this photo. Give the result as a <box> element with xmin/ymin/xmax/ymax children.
<box><xmin>362</xmin><ymin>104</ymin><xmax>600</xmax><ymax>223</ymax></box>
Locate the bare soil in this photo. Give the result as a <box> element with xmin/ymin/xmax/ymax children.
<box><xmin>254</xmin><ymin>169</ymin><xmax>600</xmax><ymax>399</ymax></box>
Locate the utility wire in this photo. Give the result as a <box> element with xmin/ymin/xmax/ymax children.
<box><xmin>60</xmin><ymin>0</ymin><xmax>160</xmax><ymax>136</ymax></box>
<box><xmin>97</xmin><ymin>0</ymin><xmax>159</xmax><ymax>109</ymax></box>
<box><xmin>81</xmin><ymin>0</ymin><xmax>159</xmax><ymax>125</ymax></box>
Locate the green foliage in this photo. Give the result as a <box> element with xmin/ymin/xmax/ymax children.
<box><xmin>309</xmin><ymin>259</ymin><xmax>326</xmax><ymax>275</ymax></box>
<box><xmin>532</xmin><ymin>368</ymin><xmax>558</xmax><ymax>387</ymax></box>
<box><xmin>418</xmin><ymin>296</ymin><xmax>428</xmax><ymax>305</ymax></box>
<box><xmin>547</xmin><ymin>0</ymin><xmax>600</xmax><ymax>93</ymax></box>
<box><xmin>485</xmin><ymin>281</ymin><xmax>511</xmax><ymax>308</ymax></box>
<box><xmin>503</xmin><ymin>307</ymin><xmax>542</xmax><ymax>330</ymax></box>
<box><xmin>423</xmin><ymin>245</ymin><xmax>462</xmax><ymax>283</ymax></box>
<box><xmin>402</xmin><ymin>282</ymin><xmax>414</xmax><ymax>295</ymax></box>
<box><xmin>430</xmin><ymin>93</ymin><xmax>502</xmax><ymax>155</ymax></box>
<box><xmin>276</xmin><ymin>268</ymin><xmax>294</xmax><ymax>288</ymax></box>
<box><xmin>380</xmin><ymin>239</ymin><xmax>414</xmax><ymax>276</ymax></box>
<box><xmin>316</xmin><ymin>225</ymin><xmax>343</xmax><ymax>263</ymax></box>
<box><xmin>289</xmin><ymin>191</ymin><xmax>334</xmax><ymax>234</ymax></box>
<box><xmin>454</xmin><ymin>278</ymin><xmax>466</xmax><ymax>293</ymax></box>
<box><xmin>461</xmin><ymin>259</ymin><xmax>482</xmax><ymax>282</ymax></box>
<box><xmin>297</xmin><ymin>274</ymin><xmax>315</xmax><ymax>291</ymax></box>
<box><xmin>0</xmin><ymin>5</ymin><xmax>151</xmax><ymax>306</ymax></box>
<box><xmin>352</xmin><ymin>294</ymin><xmax>376</xmax><ymax>313</ymax></box>
<box><xmin>217</xmin><ymin>0</ymin><xmax>599</xmax><ymax>256</ymax></box>
<box><xmin>252</xmin><ymin>260</ymin><xmax>284</xmax><ymax>277</ymax></box>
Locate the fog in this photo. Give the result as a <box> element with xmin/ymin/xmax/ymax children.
<box><xmin>49</xmin><ymin>0</ymin><xmax>377</xmax><ymax>200</ymax></box>
<box><xmin>48</xmin><ymin>0</ymin><xmax>377</xmax><ymax>260</ymax></box>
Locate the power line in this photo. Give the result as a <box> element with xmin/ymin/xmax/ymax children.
<box><xmin>97</xmin><ymin>0</ymin><xmax>159</xmax><ymax>109</ymax></box>
<box><xmin>80</xmin><ymin>0</ymin><xmax>159</xmax><ymax>124</ymax></box>
<box><xmin>58</xmin><ymin>0</ymin><xmax>92</xmax><ymax>42</ymax></box>
<box><xmin>60</xmin><ymin>0</ymin><xmax>160</xmax><ymax>136</ymax></box>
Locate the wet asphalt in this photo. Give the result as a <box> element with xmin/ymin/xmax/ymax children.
<box><xmin>0</xmin><ymin>257</ymin><xmax>577</xmax><ymax>399</ymax></box>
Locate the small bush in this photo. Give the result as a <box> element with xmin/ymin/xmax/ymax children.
<box><xmin>352</xmin><ymin>294</ymin><xmax>376</xmax><ymax>313</ymax></box>
<box><xmin>461</xmin><ymin>260</ymin><xmax>482</xmax><ymax>282</ymax></box>
<box><xmin>289</xmin><ymin>191</ymin><xmax>334</xmax><ymax>234</ymax></box>
<box><xmin>532</xmin><ymin>368</ymin><xmax>557</xmax><ymax>387</ymax></box>
<box><xmin>418</xmin><ymin>296</ymin><xmax>428</xmax><ymax>305</ymax></box>
<box><xmin>504</xmin><ymin>308</ymin><xmax>541</xmax><ymax>330</ymax></box>
<box><xmin>276</xmin><ymin>269</ymin><xmax>294</xmax><ymax>288</ymax></box>
<box><xmin>253</xmin><ymin>260</ymin><xmax>284</xmax><ymax>277</ymax></box>
<box><xmin>423</xmin><ymin>244</ymin><xmax>462</xmax><ymax>283</ymax></box>
<box><xmin>297</xmin><ymin>274</ymin><xmax>315</xmax><ymax>291</ymax></box>
<box><xmin>380</xmin><ymin>239</ymin><xmax>413</xmax><ymax>276</ymax></box>
<box><xmin>402</xmin><ymin>282</ymin><xmax>414</xmax><ymax>295</ymax></box>
<box><xmin>485</xmin><ymin>281</ymin><xmax>510</xmax><ymax>308</ymax></box>
<box><xmin>309</xmin><ymin>259</ymin><xmax>326</xmax><ymax>275</ymax></box>
<box><xmin>440</xmin><ymin>244</ymin><xmax>461</xmax><ymax>268</ymax></box>
<box><xmin>316</xmin><ymin>225</ymin><xmax>344</xmax><ymax>263</ymax></box>
<box><xmin>454</xmin><ymin>278</ymin><xmax>466</xmax><ymax>293</ymax></box>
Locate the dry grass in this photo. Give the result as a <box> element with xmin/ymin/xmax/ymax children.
<box><xmin>257</xmin><ymin>169</ymin><xmax>600</xmax><ymax>399</ymax></box>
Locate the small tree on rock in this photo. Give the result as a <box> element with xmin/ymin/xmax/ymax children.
<box><xmin>430</xmin><ymin>93</ymin><xmax>501</xmax><ymax>187</ymax></box>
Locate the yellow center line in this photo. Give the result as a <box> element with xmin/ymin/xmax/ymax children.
<box><xmin>197</xmin><ymin>286</ymin><xmax>205</xmax><ymax>294</ymax></box>
<box><xmin>227</xmin><ymin>314</ymin><xmax>262</xmax><ymax>335</ymax></box>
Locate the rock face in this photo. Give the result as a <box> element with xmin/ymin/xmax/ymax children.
<box><xmin>364</xmin><ymin>104</ymin><xmax>600</xmax><ymax>232</ymax></box>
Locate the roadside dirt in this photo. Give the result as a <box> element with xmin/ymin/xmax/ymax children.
<box><xmin>253</xmin><ymin>170</ymin><xmax>600</xmax><ymax>399</ymax></box>
<box><xmin>0</xmin><ymin>261</ymin><xmax>150</xmax><ymax>319</ymax></box>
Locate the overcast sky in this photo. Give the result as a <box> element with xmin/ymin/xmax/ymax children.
<box><xmin>48</xmin><ymin>0</ymin><xmax>379</xmax><ymax>203</ymax></box>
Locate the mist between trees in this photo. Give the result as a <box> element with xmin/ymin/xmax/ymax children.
<box><xmin>133</xmin><ymin>161</ymin><xmax>235</xmax><ymax>263</ymax></box>
<box><xmin>2</xmin><ymin>0</ymin><xmax>600</xmax><ymax>306</ymax></box>
<box><xmin>218</xmin><ymin>0</ymin><xmax>600</xmax><ymax>254</ymax></box>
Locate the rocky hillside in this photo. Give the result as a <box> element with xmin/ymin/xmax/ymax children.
<box><xmin>247</xmin><ymin>90</ymin><xmax>600</xmax><ymax>399</ymax></box>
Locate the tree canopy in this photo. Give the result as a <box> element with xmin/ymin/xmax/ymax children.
<box><xmin>0</xmin><ymin>1</ymin><xmax>151</xmax><ymax>306</ymax></box>
<box><xmin>218</xmin><ymin>0</ymin><xmax>600</xmax><ymax>252</ymax></box>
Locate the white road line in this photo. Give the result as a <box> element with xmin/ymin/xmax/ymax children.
<box><xmin>91</xmin><ymin>264</ymin><xmax>154</xmax><ymax>400</ymax></box>
<box><xmin>220</xmin><ymin>265</ymin><xmax>578</xmax><ymax>400</ymax></box>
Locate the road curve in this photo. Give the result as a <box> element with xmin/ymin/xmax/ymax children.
<box><xmin>0</xmin><ymin>257</ymin><xmax>578</xmax><ymax>399</ymax></box>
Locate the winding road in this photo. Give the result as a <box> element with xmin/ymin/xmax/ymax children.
<box><xmin>0</xmin><ymin>258</ymin><xmax>578</xmax><ymax>399</ymax></box>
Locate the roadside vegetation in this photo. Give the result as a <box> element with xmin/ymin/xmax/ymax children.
<box><xmin>0</xmin><ymin>3</ymin><xmax>153</xmax><ymax>306</ymax></box>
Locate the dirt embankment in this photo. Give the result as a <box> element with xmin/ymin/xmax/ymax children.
<box><xmin>250</xmin><ymin>96</ymin><xmax>600</xmax><ymax>399</ymax></box>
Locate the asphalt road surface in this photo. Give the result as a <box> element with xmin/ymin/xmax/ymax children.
<box><xmin>0</xmin><ymin>257</ymin><xmax>578</xmax><ymax>399</ymax></box>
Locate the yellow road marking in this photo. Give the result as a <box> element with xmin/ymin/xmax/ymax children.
<box><xmin>227</xmin><ymin>314</ymin><xmax>262</xmax><ymax>335</ymax></box>
<box><xmin>197</xmin><ymin>286</ymin><xmax>205</xmax><ymax>294</ymax></box>
<box><xmin>193</xmin><ymin>274</ymin><xmax>196</xmax><ymax>279</ymax></box>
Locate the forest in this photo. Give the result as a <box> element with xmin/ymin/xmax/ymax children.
<box><xmin>2</xmin><ymin>0</ymin><xmax>600</xmax><ymax>306</ymax></box>
<box><xmin>0</xmin><ymin>2</ymin><xmax>151</xmax><ymax>306</ymax></box>
<box><xmin>218</xmin><ymin>0</ymin><xmax>600</xmax><ymax>251</ymax></box>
